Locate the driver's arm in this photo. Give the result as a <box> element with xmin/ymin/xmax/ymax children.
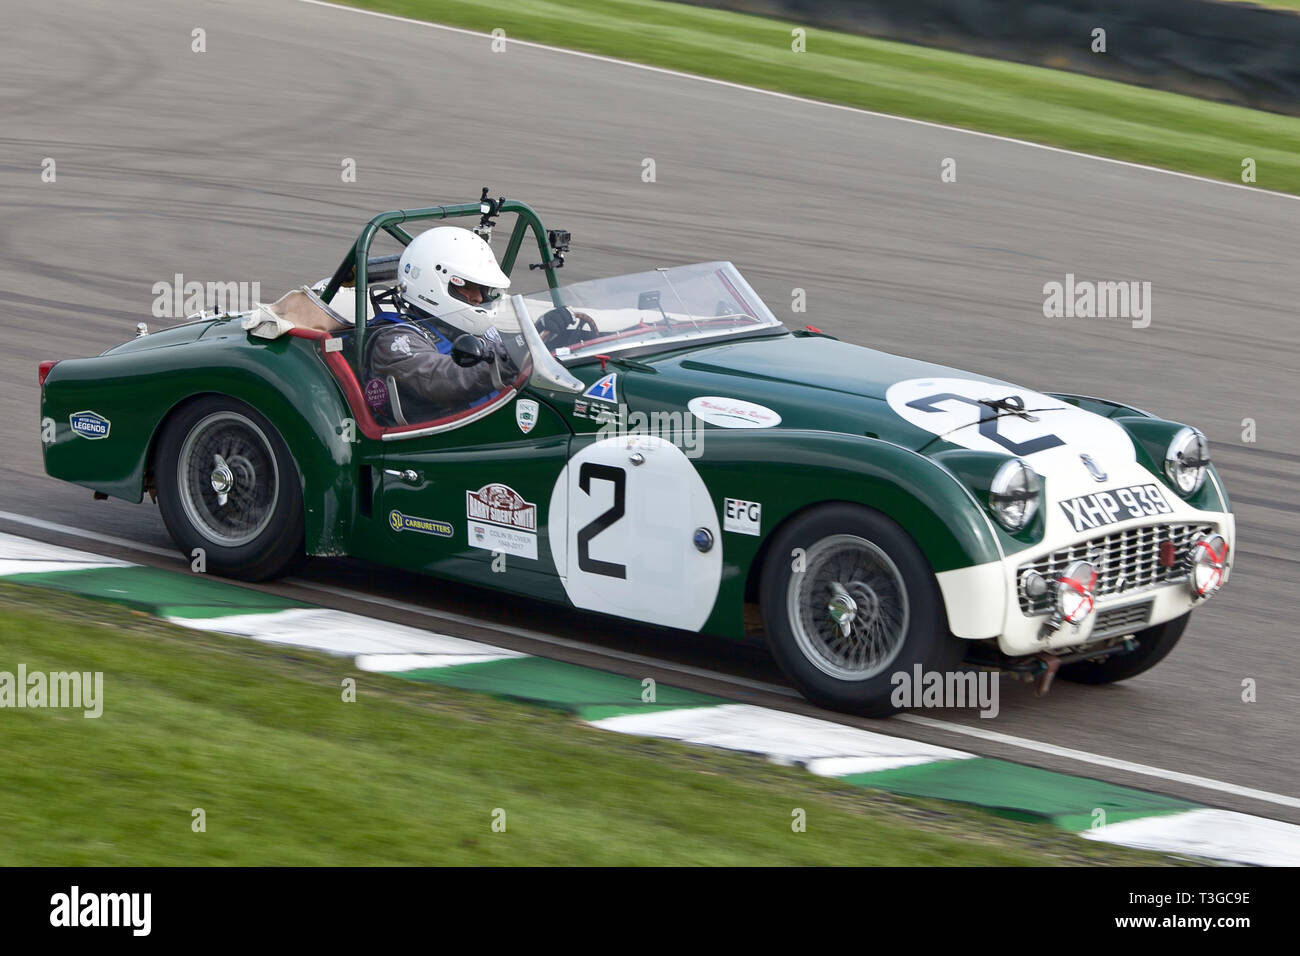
<box><xmin>370</xmin><ymin>327</ymin><xmax>497</xmax><ymax>408</ymax></box>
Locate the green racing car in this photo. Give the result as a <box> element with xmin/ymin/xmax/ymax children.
<box><xmin>38</xmin><ymin>192</ymin><xmax>1234</xmax><ymax>714</ymax></box>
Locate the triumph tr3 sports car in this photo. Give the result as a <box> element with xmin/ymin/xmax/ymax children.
<box><xmin>38</xmin><ymin>192</ymin><xmax>1234</xmax><ymax>714</ymax></box>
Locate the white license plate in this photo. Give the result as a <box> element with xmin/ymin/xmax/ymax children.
<box><xmin>1059</xmin><ymin>483</ymin><xmax>1172</xmax><ymax>532</ymax></box>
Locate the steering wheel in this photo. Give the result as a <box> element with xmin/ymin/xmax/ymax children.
<box><xmin>537</xmin><ymin>307</ymin><xmax>600</xmax><ymax>348</ymax></box>
<box><xmin>573</xmin><ymin>311</ymin><xmax>599</xmax><ymax>339</ymax></box>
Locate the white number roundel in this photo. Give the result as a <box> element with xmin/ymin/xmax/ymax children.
<box><xmin>549</xmin><ymin>435</ymin><xmax>722</xmax><ymax>632</ymax></box>
<box><xmin>885</xmin><ymin>377</ymin><xmax>1135</xmax><ymax>475</ymax></box>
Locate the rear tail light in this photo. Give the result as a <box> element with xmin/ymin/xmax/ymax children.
<box><xmin>38</xmin><ymin>360</ymin><xmax>59</xmax><ymax>386</ymax></box>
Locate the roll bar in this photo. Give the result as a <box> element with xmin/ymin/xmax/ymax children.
<box><xmin>316</xmin><ymin>194</ymin><xmax>566</xmax><ymax>372</ymax></box>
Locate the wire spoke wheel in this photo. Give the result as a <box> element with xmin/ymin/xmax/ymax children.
<box><xmin>787</xmin><ymin>534</ymin><xmax>910</xmax><ymax>681</ymax></box>
<box><xmin>177</xmin><ymin>411</ymin><xmax>280</xmax><ymax>547</ymax></box>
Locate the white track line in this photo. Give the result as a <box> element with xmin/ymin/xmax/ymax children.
<box><xmin>169</xmin><ymin>606</ymin><xmax>528</xmax><ymax>659</ymax></box>
<box><xmin>3</xmin><ymin>510</ymin><xmax>1297</xmax><ymax>814</ymax></box>
<box><xmin>287</xmin><ymin>576</ymin><xmax>794</xmax><ymax>695</ymax></box>
<box><xmin>898</xmin><ymin>713</ymin><xmax>1300</xmax><ymax>811</ymax></box>
<box><xmin>0</xmin><ymin>512</ymin><xmax>176</xmax><ymax>559</ymax></box>
<box><xmin>593</xmin><ymin>704</ymin><xmax>974</xmax><ymax>775</ymax></box>
<box><xmin>0</xmin><ymin>531</ymin><xmax>131</xmax><ymax>575</ymax></box>
<box><xmin>297</xmin><ymin>0</ymin><xmax>1299</xmax><ymax>205</ymax></box>
<box><xmin>1082</xmin><ymin>808</ymin><xmax>1300</xmax><ymax>867</ymax></box>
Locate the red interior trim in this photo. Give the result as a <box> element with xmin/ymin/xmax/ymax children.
<box><xmin>288</xmin><ymin>327</ymin><xmax>528</xmax><ymax>440</ymax></box>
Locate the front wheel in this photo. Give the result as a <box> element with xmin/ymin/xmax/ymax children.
<box><xmin>759</xmin><ymin>504</ymin><xmax>963</xmax><ymax>716</ymax></box>
<box><xmin>1058</xmin><ymin>613</ymin><xmax>1189</xmax><ymax>684</ymax></box>
<box><xmin>156</xmin><ymin>396</ymin><xmax>304</xmax><ymax>581</ymax></box>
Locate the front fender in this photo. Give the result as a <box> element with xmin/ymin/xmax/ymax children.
<box><xmin>695</xmin><ymin>430</ymin><xmax>1004</xmax><ymax>638</ymax></box>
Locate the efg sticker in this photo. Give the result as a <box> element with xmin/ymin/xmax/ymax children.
<box><xmin>68</xmin><ymin>410</ymin><xmax>110</xmax><ymax>440</ymax></box>
<box><xmin>388</xmin><ymin>510</ymin><xmax>453</xmax><ymax>537</ymax></box>
<box><xmin>515</xmin><ymin>399</ymin><xmax>539</xmax><ymax>434</ymax></box>
<box><xmin>466</xmin><ymin>483</ymin><xmax>538</xmax><ymax>560</ymax></box>
<box><xmin>723</xmin><ymin>498</ymin><xmax>762</xmax><ymax>535</ymax></box>
<box><xmin>584</xmin><ymin>372</ymin><xmax>618</xmax><ymax>403</ymax></box>
<box><xmin>688</xmin><ymin>396</ymin><xmax>781</xmax><ymax>429</ymax></box>
<box><xmin>364</xmin><ymin>378</ymin><xmax>389</xmax><ymax>412</ymax></box>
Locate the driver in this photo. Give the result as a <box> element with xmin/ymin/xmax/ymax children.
<box><xmin>365</xmin><ymin>227</ymin><xmax>517</xmax><ymax>423</ymax></box>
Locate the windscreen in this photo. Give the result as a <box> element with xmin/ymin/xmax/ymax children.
<box><xmin>509</xmin><ymin>262</ymin><xmax>783</xmax><ymax>360</ymax></box>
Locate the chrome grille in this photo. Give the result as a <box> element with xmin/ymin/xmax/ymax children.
<box><xmin>1093</xmin><ymin>600</ymin><xmax>1154</xmax><ymax>638</ymax></box>
<box><xmin>1018</xmin><ymin>523</ymin><xmax>1215</xmax><ymax>614</ymax></box>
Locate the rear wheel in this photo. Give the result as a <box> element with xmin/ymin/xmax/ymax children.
<box><xmin>759</xmin><ymin>504</ymin><xmax>963</xmax><ymax>716</ymax></box>
<box><xmin>1058</xmin><ymin>613</ymin><xmax>1189</xmax><ymax>684</ymax></box>
<box><xmin>156</xmin><ymin>396</ymin><xmax>304</xmax><ymax>581</ymax></box>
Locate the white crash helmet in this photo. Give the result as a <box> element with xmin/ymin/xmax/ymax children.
<box><xmin>397</xmin><ymin>226</ymin><xmax>511</xmax><ymax>333</ymax></box>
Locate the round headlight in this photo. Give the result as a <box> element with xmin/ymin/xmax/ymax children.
<box><xmin>1165</xmin><ymin>426</ymin><xmax>1209</xmax><ymax>496</ymax></box>
<box><xmin>1188</xmin><ymin>533</ymin><xmax>1229</xmax><ymax>599</ymax></box>
<box><xmin>989</xmin><ymin>458</ymin><xmax>1041</xmax><ymax>532</ymax></box>
<box><xmin>1057</xmin><ymin>559</ymin><xmax>1097</xmax><ymax>625</ymax></box>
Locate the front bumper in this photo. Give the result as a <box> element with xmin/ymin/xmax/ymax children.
<box><xmin>936</xmin><ymin>505</ymin><xmax>1235</xmax><ymax>657</ymax></box>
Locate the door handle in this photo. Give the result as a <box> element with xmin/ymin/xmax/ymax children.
<box><xmin>383</xmin><ymin>468</ymin><xmax>422</xmax><ymax>485</ymax></box>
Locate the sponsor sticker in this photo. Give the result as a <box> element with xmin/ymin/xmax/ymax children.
<box><xmin>364</xmin><ymin>377</ymin><xmax>389</xmax><ymax>412</ymax></box>
<box><xmin>572</xmin><ymin>398</ymin><xmax>617</xmax><ymax>424</ymax></box>
<box><xmin>466</xmin><ymin>483</ymin><xmax>538</xmax><ymax>559</ymax></box>
<box><xmin>515</xmin><ymin>398</ymin><xmax>539</xmax><ymax>434</ymax></box>
<box><xmin>688</xmin><ymin>396</ymin><xmax>781</xmax><ymax>429</ymax></box>
<box><xmin>1059</xmin><ymin>483</ymin><xmax>1172</xmax><ymax>533</ymax></box>
<box><xmin>388</xmin><ymin>510</ymin><xmax>453</xmax><ymax>537</ymax></box>
<box><xmin>68</xmin><ymin>410</ymin><xmax>110</xmax><ymax>440</ymax></box>
<box><xmin>723</xmin><ymin>498</ymin><xmax>762</xmax><ymax>535</ymax></box>
<box><xmin>584</xmin><ymin>372</ymin><xmax>618</xmax><ymax>403</ymax></box>
<box><xmin>468</xmin><ymin>520</ymin><xmax>538</xmax><ymax>560</ymax></box>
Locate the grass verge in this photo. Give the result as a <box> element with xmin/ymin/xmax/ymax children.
<box><xmin>340</xmin><ymin>0</ymin><xmax>1300</xmax><ymax>195</ymax></box>
<box><xmin>0</xmin><ymin>582</ymin><xmax>1173</xmax><ymax>865</ymax></box>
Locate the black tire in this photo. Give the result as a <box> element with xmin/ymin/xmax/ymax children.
<box><xmin>1058</xmin><ymin>613</ymin><xmax>1190</xmax><ymax>684</ymax></box>
<box><xmin>759</xmin><ymin>503</ymin><xmax>964</xmax><ymax>717</ymax></box>
<box><xmin>155</xmin><ymin>396</ymin><xmax>305</xmax><ymax>582</ymax></box>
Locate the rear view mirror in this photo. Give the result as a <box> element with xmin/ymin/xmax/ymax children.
<box><xmin>638</xmin><ymin>291</ymin><xmax>661</xmax><ymax>311</ymax></box>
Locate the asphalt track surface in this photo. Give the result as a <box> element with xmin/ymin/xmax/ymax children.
<box><xmin>2</xmin><ymin>0</ymin><xmax>1297</xmax><ymax>825</ymax></box>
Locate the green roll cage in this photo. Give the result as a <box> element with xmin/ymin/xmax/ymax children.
<box><xmin>317</xmin><ymin>192</ymin><xmax>566</xmax><ymax>371</ymax></box>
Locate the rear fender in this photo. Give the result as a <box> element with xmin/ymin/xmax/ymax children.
<box><xmin>40</xmin><ymin>330</ymin><xmax>359</xmax><ymax>554</ymax></box>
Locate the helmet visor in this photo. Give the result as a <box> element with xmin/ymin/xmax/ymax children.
<box><xmin>447</xmin><ymin>275</ymin><xmax>503</xmax><ymax>308</ymax></box>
